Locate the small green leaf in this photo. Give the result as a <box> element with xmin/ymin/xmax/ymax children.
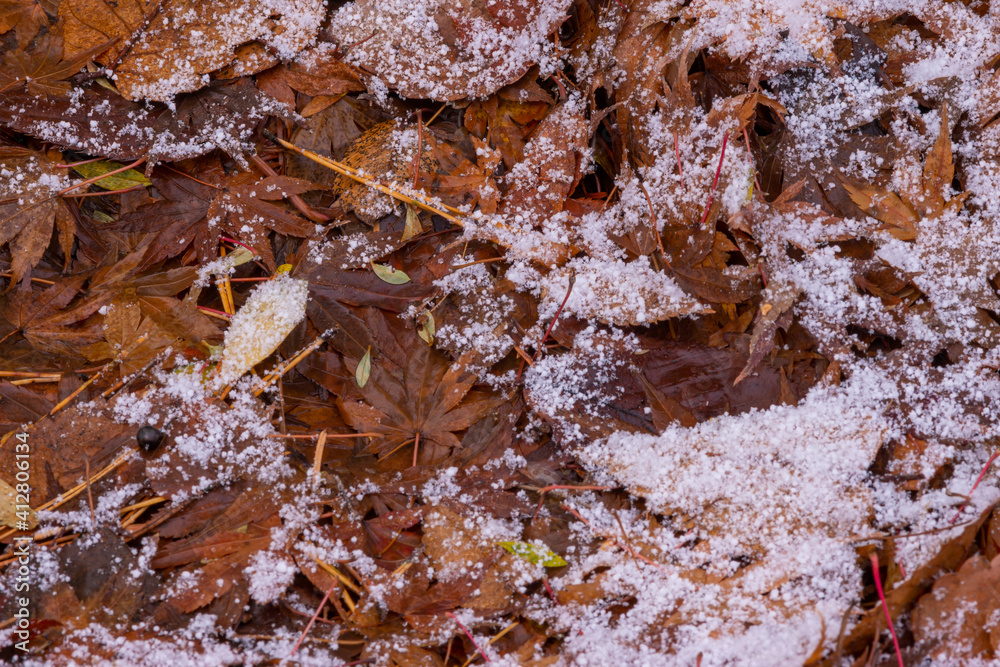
<box><xmin>371</xmin><ymin>261</ymin><xmax>410</xmax><ymax>285</ymax></box>
<box><xmin>417</xmin><ymin>311</ymin><xmax>435</xmax><ymax>345</ymax></box>
<box><xmin>91</xmin><ymin>210</ymin><xmax>115</xmax><ymax>224</ymax></box>
<box><xmin>356</xmin><ymin>346</ymin><xmax>372</xmax><ymax>388</ymax></box>
<box><xmin>73</xmin><ymin>161</ymin><xmax>152</xmax><ymax>191</ymax></box>
<box><xmin>499</xmin><ymin>541</ymin><xmax>567</xmax><ymax>567</ymax></box>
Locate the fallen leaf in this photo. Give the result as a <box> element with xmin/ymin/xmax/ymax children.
<box><xmin>339</xmin><ymin>339</ymin><xmax>505</xmax><ymax>466</ymax></box>
<box><xmin>60</xmin><ymin>0</ymin><xmax>326</xmax><ymax>100</ymax></box>
<box><xmin>356</xmin><ymin>346</ymin><xmax>371</xmax><ymax>388</ymax></box>
<box><xmin>72</xmin><ymin>160</ymin><xmax>152</xmax><ymax>191</ymax></box>
<box><xmin>911</xmin><ymin>553</ymin><xmax>1000</xmax><ymax>661</ymax></box>
<box><xmin>329</xmin><ymin>0</ymin><xmax>572</xmax><ymax>101</ymax></box>
<box><xmin>371</xmin><ymin>261</ymin><xmax>411</xmax><ymax>285</ymax></box>
<box><xmin>499</xmin><ymin>540</ymin><xmax>567</xmax><ymax>567</ymax></box>
<box><xmin>214</xmin><ymin>275</ymin><xmax>309</xmax><ymax>387</ymax></box>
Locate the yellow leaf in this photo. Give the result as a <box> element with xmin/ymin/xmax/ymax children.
<box><xmin>402</xmin><ymin>203</ymin><xmax>422</xmax><ymax>242</ymax></box>
<box><xmin>417</xmin><ymin>311</ymin><xmax>435</xmax><ymax>345</ymax></box>
<box><xmin>73</xmin><ymin>161</ymin><xmax>152</xmax><ymax>191</ymax></box>
<box><xmin>356</xmin><ymin>346</ymin><xmax>371</xmax><ymax>388</ymax></box>
<box><xmin>499</xmin><ymin>540</ymin><xmax>567</xmax><ymax>567</ymax></box>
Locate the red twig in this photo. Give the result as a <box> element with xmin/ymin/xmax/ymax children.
<box><xmin>446</xmin><ymin>612</ymin><xmax>490</xmax><ymax>663</ymax></box>
<box><xmin>197</xmin><ymin>306</ymin><xmax>232</xmax><ymax>318</ymax></box>
<box><xmin>249</xmin><ymin>154</ymin><xmax>329</xmax><ymax>223</ymax></box>
<box><xmin>516</xmin><ymin>276</ymin><xmax>576</xmax><ymax>381</ymax></box>
<box><xmin>542</xmin><ymin>577</ymin><xmax>560</xmax><ymax>605</ymax></box>
<box><xmin>673</xmin><ymin>131</ymin><xmax>685</xmax><ymax>187</ymax></box>
<box><xmin>219</xmin><ymin>236</ymin><xmax>258</xmax><ymax>255</ymax></box>
<box><xmin>698</xmin><ymin>132</ymin><xmax>729</xmax><ymax>227</ymax></box>
<box><xmin>62</xmin><ymin>186</ymin><xmax>145</xmax><ymax>198</ymax></box>
<box><xmin>56</xmin><ymin>156</ymin><xmax>105</xmax><ymax>169</ymax></box>
<box><xmin>533</xmin><ymin>276</ymin><xmax>576</xmax><ymax>361</ymax></box>
<box><xmin>638</xmin><ymin>179</ymin><xmax>666</xmax><ymax>259</ymax></box>
<box><xmin>950</xmin><ymin>451</ymin><xmax>1000</xmax><ymax>525</ymax></box>
<box><xmin>289</xmin><ymin>579</ymin><xmax>338</xmax><ymax>657</ymax></box>
<box><xmin>869</xmin><ymin>553</ymin><xmax>905</xmax><ymax>667</ymax></box>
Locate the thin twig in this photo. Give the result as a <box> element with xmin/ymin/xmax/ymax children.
<box><xmin>253</xmin><ymin>336</ymin><xmax>326</xmax><ymax>397</ymax></box>
<box><xmin>452</xmin><ymin>257</ymin><xmax>505</xmax><ymax>270</ymax></box>
<box><xmin>950</xmin><ymin>451</ymin><xmax>999</xmax><ymax>524</ymax></box>
<box><xmin>411</xmin><ymin>110</ymin><xmax>424</xmax><ymax>189</ymax></box>
<box><xmin>461</xmin><ymin>621</ymin><xmax>519</xmax><ymax>667</ymax></box>
<box><xmin>698</xmin><ymin>132</ymin><xmax>729</xmax><ymax>227</ymax></box>
<box><xmin>426</xmin><ymin>103</ymin><xmax>448</xmax><ymax>126</ymax></box>
<box><xmin>289</xmin><ymin>579</ymin><xmax>338</xmax><ymax>658</ymax></box>
<box><xmin>533</xmin><ymin>484</ymin><xmax>612</xmax><ymax>519</ymax></box>
<box><xmin>312</xmin><ymin>430</ymin><xmax>327</xmax><ymax>488</ymax></box>
<box><xmin>637</xmin><ymin>179</ymin><xmax>666</xmax><ymax>259</ymax></box>
<box><xmin>48</xmin><ymin>333</ymin><xmax>150</xmax><ymax>417</ymax></box>
<box><xmin>532</xmin><ymin>276</ymin><xmax>576</xmax><ymax>362</ymax></box>
<box><xmin>85</xmin><ymin>458</ymin><xmax>96</xmax><ymax>525</ymax></box>
<box><xmin>266</xmin><ymin>432</ymin><xmax>379</xmax><ymax>439</ymax></box>
<box><xmin>249</xmin><ymin>154</ymin><xmax>329</xmax><ymax>223</ymax></box>
<box><xmin>59</xmin><ymin>158</ymin><xmax>146</xmax><ymax>196</ymax></box>
<box><xmin>869</xmin><ymin>553</ymin><xmax>905</xmax><ymax>667</ymax></box>
<box><xmin>62</xmin><ymin>186</ymin><xmax>145</xmax><ymax>198</ymax></box>
<box><xmin>446</xmin><ymin>612</ymin><xmax>490</xmax><ymax>664</ymax></box>
<box><xmin>198</xmin><ymin>306</ymin><xmax>232</xmax><ymax>321</ymax></box>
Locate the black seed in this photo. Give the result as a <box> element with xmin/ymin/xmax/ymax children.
<box><xmin>137</xmin><ymin>425</ymin><xmax>164</xmax><ymax>453</ymax></box>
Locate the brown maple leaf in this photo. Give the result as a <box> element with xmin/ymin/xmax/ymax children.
<box><xmin>839</xmin><ymin>103</ymin><xmax>966</xmax><ymax>240</ymax></box>
<box><xmin>0</xmin><ymin>33</ymin><xmax>109</xmax><ymax>97</ymax></box>
<box><xmin>149</xmin><ymin>486</ymin><xmax>289</xmax><ymax>625</ymax></box>
<box><xmin>329</xmin><ymin>0</ymin><xmax>570</xmax><ymax>101</ymax></box>
<box><xmin>0</xmin><ymin>0</ymin><xmax>56</xmax><ymax>47</ymax></box>
<box><xmin>115</xmin><ymin>160</ymin><xmax>318</xmax><ymax>269</ymax></box>
<box><xmin>0</xmin><ymin>147</ymin><xmax>76</xmax><ymax>286</ymax></box>
<box><xmin>60</xmin><ymin>0</ymin><xmax>321</xmax><ymax>101</ymax></box>
<box><xmin>338</xmin><ymin>341</ymin><xmax>506</xmax><ymax>467</ymax></box>
<box><xmin>1</xmin><ymin>273</ymin><xmax>111</xmax><ymax>357</ymax></box>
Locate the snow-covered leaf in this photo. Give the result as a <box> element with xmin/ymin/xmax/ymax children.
<box><xmin>499</xmin><ymin>540</ymin><xmax>567</xmax><ymax>567</ymax></box>
<box><xmin>214</xmin><ymin>275</ymin><xmax>308</xmax><ymax>387</ymax></box>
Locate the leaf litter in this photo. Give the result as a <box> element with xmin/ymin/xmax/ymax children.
<box><xmin>1</xmin><ymin>0</ymin><xmax>1000</xmax><ymax>665</ymax></box>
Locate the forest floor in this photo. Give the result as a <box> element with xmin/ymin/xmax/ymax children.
<box><xmin>2</xmin><ymin>0</ymin><xmax>1000</xmax><ymax>665</ymax></box>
